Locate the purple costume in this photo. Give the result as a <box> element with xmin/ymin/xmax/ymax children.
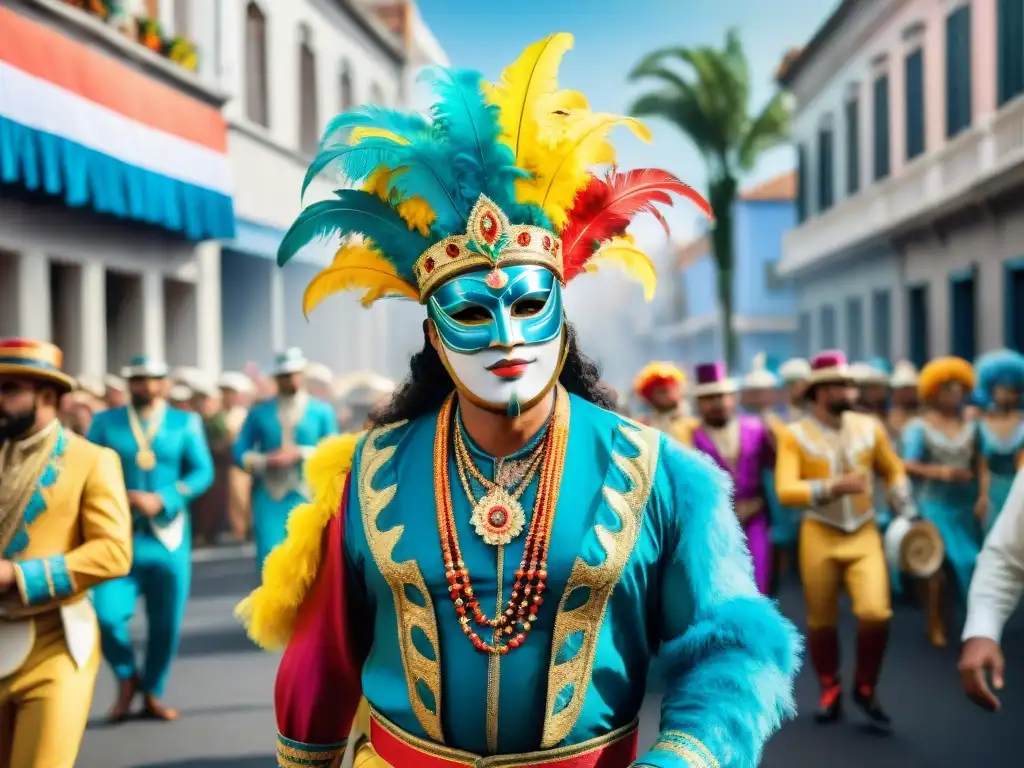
<box><xmin>691</xmin><ymin>417</ymin><xmax>774</xmax><ymax>593</ymax></box>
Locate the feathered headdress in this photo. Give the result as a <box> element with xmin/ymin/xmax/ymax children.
<box><xmin>632</xmin><ymin>361</ymin><xmax>687</xmax><ymax>401</ymax></box>
<box><xmin>281</xmin><ymin>33</ymin><xmax>713</xmax><ymax>317</ymax></box>
<box><xmin>973</xmin><ymin>348</ymin><xmax>1024</xmax><ymax>408</ymax></box>
<box><xmin>918</xmin><ymin>357</ymin><xmax>975</xmax><ymax>401</ymax></box>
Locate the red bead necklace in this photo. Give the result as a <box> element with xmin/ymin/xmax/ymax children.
<box><xmin>433</xmin><ymin>387</ymin><xmax>570</xmax><ymax>654</ymax></box>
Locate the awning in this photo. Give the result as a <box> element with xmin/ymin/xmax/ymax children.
<box><xmin>0</xmin><ymin>6</ymin><xmax>235</xmax><ymax>241</ymax></box>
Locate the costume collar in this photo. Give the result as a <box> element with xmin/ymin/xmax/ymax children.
<box><xmin>3</xmin><ymin>419</ymin><xmax>59</xmax><ymax>461</ymax></box>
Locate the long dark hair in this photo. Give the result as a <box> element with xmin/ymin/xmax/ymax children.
<box><xmin>371</xmin><ymin>321</ymin><xmax>614</xmax><ymax>426</ymax></box>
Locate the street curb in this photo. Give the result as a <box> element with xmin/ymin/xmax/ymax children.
<box><xmin>192</xmin><ymin>543</ymin><xmax>255</xmax><ymax>563</ymax></box>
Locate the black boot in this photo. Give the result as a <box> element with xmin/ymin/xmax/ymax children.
<box><xmin>853</xmin><ymin>685</ymin><xmax>892</xmax><ymax>733</ymax></box>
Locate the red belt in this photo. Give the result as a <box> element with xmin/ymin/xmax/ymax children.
<box><xmin>368</xmin><ymin>711</ymin><xmax>639</xmax><ymax>768</ymax></box>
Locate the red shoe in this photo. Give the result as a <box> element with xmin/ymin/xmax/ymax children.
<box><xmin>815</xmin><ymin>678</ymin><xmax>843</xmax><ymax>724</ymax></box>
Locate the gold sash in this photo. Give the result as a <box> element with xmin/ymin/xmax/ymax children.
<box><xmin>0</xmin><ymin>422</ymin><xmax>59</xmax><ymax>555</ymax></box>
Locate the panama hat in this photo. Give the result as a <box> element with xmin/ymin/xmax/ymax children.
<box><xmin>0</xmin><ymin>339</ymin><xmax>76</xmax><ymax>393</ymax></box>
<box><xmin>121</xmin><ymin>354</ymin><xmax>169</xmax><ymax>380</ymax></box>
<box><xmin>808</xmin><ymin>350</ymin><xmax>854</xmax><ymax>385</ymax></box>
<box><xmin>273</xmin><ymin>348</ymin><xmax>308</xmax><ymax>376</ymax></box>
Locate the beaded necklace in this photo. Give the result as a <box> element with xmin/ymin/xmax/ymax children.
<box><xmin>433</xmin><ymin>386</ymin><xmax>570</xmax><ymax>655</ymax></box>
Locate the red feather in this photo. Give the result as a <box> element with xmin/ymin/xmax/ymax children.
<box><xmin>559</xmin><ymin>168</ymin><xmax>714</xmax><ymax>281</ymax></box>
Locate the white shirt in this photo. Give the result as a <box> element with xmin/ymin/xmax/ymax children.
<box><xmin>962</xmin><ymin>468</ymin><xmax>1024</xmax><ymax>643</ymax></box>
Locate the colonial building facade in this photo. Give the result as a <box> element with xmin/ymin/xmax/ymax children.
<box><xmin>779</xmin><ymin>0</ymin><xmax>1024</xmax><ymax>366</ymax></box>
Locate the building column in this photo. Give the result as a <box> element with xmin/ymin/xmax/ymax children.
<box><xmin>269</xmin><ymin>267</ymin><xmax>285</xmax><ymax>354</ymax></box>
<box><xmin>141</xmin><ymin>268</ymin><xmax>166</xmax><ymax>363</ymax></box>
<box><xmin>195</xmin><ymin>241</ymin><xmax>222</xmax><ymax>373</ymax></box>
<box><xmin>80</xmin><ymin>259</ymin><xmax>107</xmax><ymax>376</ymax></box>
<box><xmin>16</xmin><ymin>250</ymin><xmax>51</xmax><ymax>342</ymax></box>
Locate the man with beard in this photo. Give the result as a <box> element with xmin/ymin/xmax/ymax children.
<box><xmin>0</xmin><ymin>339</ymin><xmax>131</xmax><ymax>768</ymax></box>
<box><xmin>776</xmin><ymin>350</ymin><xmax>916</xmax><ymax>730</ymax></box>
<box><xmin>232</xmin><ymin>348</ymin><xmax>337</xmax><ymax>574</ymax></box>
<box><xmin>631</xmin><ymin>361</ymin><xmax>696</xmax><ymax>443</ymax></box>
<box><xmin>236</xmin><ymin>35</ymin><xmax>799</xmax><ymax>768</ymax></box>
<box><xmin>87</xmin><ymin>355</ymin><xmax>214</xmax><ymax>722</ymax></box>
<box><xmin>685</xmin><ymin>362</ymin><xmax>775</xmax><ymax>594</ymax></box>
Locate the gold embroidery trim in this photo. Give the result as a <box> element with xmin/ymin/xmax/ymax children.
<box><xmin>540</xmin><ymin>422</ymin><xmax>660</xmax><ymax>748</ymax></box>
<box><xmin>358</xmin><ymin>422</ymin><xmax>445</xmax><ymax>743</ymax></box>
<box><xmin>276</xmin><ymin>741</ymin><xmax>344</xmax><ymax>761</ymax></box>
<box><xmin>486</xmin><ymin>543</ymin><xmax>504</xmax><ymax>753</ymax></box>
<box><xmin>370</xmin><ymin>706</ymin><xmax>639</xmax><ymax>767</ymax></box>
<box><xmin>659</xmin><ymin>731</ymin><xmax>719</xmax><ymax>767</ymax></box>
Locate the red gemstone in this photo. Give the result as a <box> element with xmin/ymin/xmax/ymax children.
<box><xmin>508</xmin><ymin>637</ymin><xmax>521</xmax><ymax>649</ymax></box>
<box><xmin>517</xmin><ymin>231</ymin><xmax>531</xmax><ymax>246</ymax></box>
<box><xmin>542</xmin><ymin>235</ymin><xmax>552</xmax><ymax>250</ymax></box>
<box><xmin>446</xmin><ymin>243</ymin><xmax>460</xmax><ymax>258</ymax></box>
<box><xmin>481</xmin><ymin>212</ymin><xmax>498</xmax><ymax>242</ymax></box>
<box><xmin>488</xmin><ymin>507</ymin><xmax>508</xmax><ymax>527</ymax></box>
<box><xmin>424</xmin><ymin>257</ymin><xmax>435</xmax><ymax>273</ymax></box>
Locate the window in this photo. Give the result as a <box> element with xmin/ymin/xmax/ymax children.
<box><xmin>173</xmin><ymin>0</ymin><xmax>190</xmax><ymax>37</ymax></box>
<box><xmin>370</xmin><ymin>83</ymin><xmax>386</xmax><ymax>106</ymax></box>
<box><xmin>872</xmin><ymin>289</ymin><xmax>892</xmax><ymax>359</ymax></box>
<box><xmin>946</xmin><ymin>4</ymin><xmax>973</xmax><ymax>138</ymax></box>
<box><xmin>763</xmin><ymin>261</ymin><xmax>785</xmax><ymax>293</ymax></box>
<box><xmin>873</xmin><ymin>74</ymin><xmax>891</xmax><ymax>180</ymax></box>
<box><xmin>845</xmin><ymin>97</ymin><xmax>860</xmax><ymax>195</ymax></box>
<box><xmin>339</xmin><ymin>61</ymin><xmax>354</xmax><ymax>112</ymax></box>
<box><xmin>298</xmin><ymin>25</ymin><xmax>319</xmax><ymax>155</ymax></box>
<box><xmin>817</xmin><ymin>124</ymin><xmax>834</xmax><ymax>212</ymax></box>
<box><xmin>998</xmin><ymin>0</ymin><xmax>1024</xmax><ymax>105</ymax></box>
<box><xmin>796</xmin><ymin>144</ymin><xmax>808</xmax><ymax>223</ymax></box>
<box><xmin>907</xmin><ymin>284</ymin><xmax>930</xmax><ymax>367</ymax></box>
<box><xmin>245</xmin><ymin>2</ymin><xmax>269</xmax><ymax>127</ymax></box>
<box><xmin>905</xmin><ymin>48</ymin><xmax>926</xmax><ymax>160</ymax></box>
<box><xmin>820</xmin><ymin>305</ymin><xmax>837</xmax><ymax>349</ymax></box>
<box><xmin>1005</xmin><ymin>260</ymin><xmax>1024</xmax><ymax>352</ymax></box>
<box><xmin>797</xmin><ymin>311</ymin><xmax>811</xmax><ymax>357</ymax></box>
<box><xmin>950</xmin><ymin>268</ymin><xmax>977</xmax><ymax>360</ymax></box>
<box><xmin>845</xmin><ymin>297</ymin><xmax>864</xmax><ymax>361</ymax></box>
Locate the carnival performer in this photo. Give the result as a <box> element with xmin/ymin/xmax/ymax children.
<box><xmin>632</xmin><ymin>361</ymin><xmax>696</xmax><ymax>443</ymax></box>
<box><xmin>901</xmin><ymin>356</ymin><xmax>984</xmax><ymax>648</ymax></box>
<box><xmin>887</xmin><ymin>361</ymin><xmax>920</xmax><ymax>439</ymax></box>
<box><xmin>959</xmin><ymin>467</ymin><xmax>1024</xmax><ymax>712</ymax></box>
<box><xmin>776</xmin><ymin>350</ymin><xmax>915</xmax><ymax>728</ymax></box>
<box><xmin>742</xmin><ymin>356</ymin><xmax>799</xmax><ymax>590</ymax></box>
<box><xmin>0</xmin><ymin>340</ymin><xmax>132</xmax><ymax>768</ymax></box>
<box><xmin>779</xmin><ymin>357</ymin><xmax>811</xmax><ymax>422</ymax></box>
<box><xmin>219</xmin><ymin>372</ymin><xmax>255</xmax><ymax>542</ymax></box>
<box><xmin>237</xmin><ymin>33</ymin><xmax>800</xmax><ymax>768</ymax></box>
<box><xmin>88</xmin><ymin>354</ymin><xmax>214</xmax><ymax>722</ymax></box>
<box><xmin>974</xmin><ymin>349</ymin><xmax>1024</xmax><ymax>532</ymax></box>
<box><xmin>233</xmin><ymin>348</ymin><xmax>338</xmax><ymax>574</ymax></box>
<box><xmin>686</xmin><ymin>361</ymin><xmax>775</xmax><ymax>594</ymax></box>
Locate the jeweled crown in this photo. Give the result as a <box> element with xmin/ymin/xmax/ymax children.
<box><xmin>413</xmin><ymin>196</ymin><xmax>563</xmax><ymax>299</ymax></box>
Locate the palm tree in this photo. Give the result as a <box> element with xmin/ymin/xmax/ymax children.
<box><xmin>628</xmin><ymin>29</ymin><xmax>789</xmax><ymax>368</ymax></box>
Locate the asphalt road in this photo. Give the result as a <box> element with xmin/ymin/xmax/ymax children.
<box><xmin>77</xmin><ymin>552</ymin><xmax>1022</xmax><ymax>767</ymax></box>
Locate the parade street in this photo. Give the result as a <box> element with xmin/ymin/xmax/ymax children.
<box><xmin>78</xmin><ymin>553</ymin><xmax>1023</xmax><ymax>768</ymax></box>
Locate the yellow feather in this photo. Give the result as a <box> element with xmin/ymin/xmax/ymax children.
<box><xmin>363</xmin><ymin>169</ymin><xmax>435</xmax><ymax>236</ymax></box>
<box><xmin>350</xmin><ymin>126</ymin><xmax>409</xmax><ymax>145</ymax></box>
<box><xmin>488</xmin><ymin>32</ymin><xmax>575</xmax><ymax>165</ymax></box>
<box><xmin>235</xmin><ymin>432</ymin><xmax>363</xmax><ymax>650</ymax></box>
<box><xmin>584</xmin><ymin>234</ymin><xmax>657</xmax><ymax>302</ymax></box>
<box><xmin>303</xmin><ymin>242</ymin><xmax>419</xmax><ymax>316</ymax></box>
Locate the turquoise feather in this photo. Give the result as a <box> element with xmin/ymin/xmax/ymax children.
<box><xmin>3</xmin><ymin>426</ymin><xmax>66</xmax><ymax>559</ymax></box>
<box><xmin>276</xmin><ymin>190</ymin><xmax>429</xmax><ymax>282</ymax></box>
<box><xmin>319</xmin><ymin>105</ymin><xmax>429</xmax><ymax>150</ymax></box>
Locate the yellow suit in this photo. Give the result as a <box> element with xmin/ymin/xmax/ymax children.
<box><xmin>0</xmin><ymin>423</ymin><xmax>132</xmax><ymax>768</ymax></box>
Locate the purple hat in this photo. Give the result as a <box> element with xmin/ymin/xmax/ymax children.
<box><xmin>808</xmin><ymin>350</ymin><xmax>852</xmax><ymax>385</ymax></box>
<box><xmin>692</xmin><ymin>361</ymin><xmax>738</xmax><ymax>398</ymax></box>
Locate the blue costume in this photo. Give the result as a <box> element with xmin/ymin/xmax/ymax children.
<box><xmin>236</xmin><ymin>32</ymin><xmax>799</xmax><ymax>768</ymax></box>
<box><xmin>233</xmin><ymin>348</ymin><xmax>338</xmax><ymax>573</ymax></box>
<box><xmin>974</xmin><ymin>349</ymin><xmax>1024</xmax><ymax>531</ymax></box>
<box><xmin>901</xmin><ymin>418</ymin><xmax>982</xmax><ymax>600</ymax></box>
<box><xmin>88</xmin><ymin>356</ymin><xmax>214</xmax><ymax>700</ymax></box>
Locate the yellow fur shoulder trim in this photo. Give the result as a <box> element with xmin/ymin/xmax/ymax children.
<box><xmin>235</xmin><ymin>431</ymin><xmax>364</xmax><ymax>650</ymax></box>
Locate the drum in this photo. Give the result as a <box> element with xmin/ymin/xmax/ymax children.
<box><xmin>884</xmin><ymin>516</ymin><xmax>945</xmax><ymax>578</ymax></box>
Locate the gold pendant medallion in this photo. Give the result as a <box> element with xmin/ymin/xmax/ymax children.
<box><xmin>136</xmin><ymin>449</ymin><xmax>156</xmax><ymax>471</ymax></box>
<box><xmin>470</xmin><ymin>488</ymin><xmax>526</xmax><ymax>546</ymax></box>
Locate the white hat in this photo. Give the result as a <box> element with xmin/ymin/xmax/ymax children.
<box><xmin>104</xmin><ymin>374</ymin><xmax>127</xmax><ymax>392</ymax></box>
<box><xmin>218</xmin><ymin>371</ymin><xmax>255</xmax><ymax>394</ymax></box>
<box><xmin>779</xmin><ymin>358</ymin><xmax>811</xmax><ymax>383</ymax></box>
<box><xmin>305</xmin><ymin>361</ymin><xmax>333</xmax><ymax>385</ymax></box>
<box><xmin>890</xmin><ymin>360</ymin><xmax>920</xmax><ymax>388</ymax></box>
<box><xmin>850</xmin><ymin>362</ymin><xmax>890</xmax><ymax>386</ymax></box>
<box><xmin>169</xmin><ymin>383</ymin><xmax>193</xmax><ymax>401</ymax></box>
<box><xmin>742</xmin><ymin>353</ymin><xmax>779</xmax><ymax>390</ymax></box>
<box><xmin>273</xmin><ymin>348</ymin><xmax>308</xmax><ymax>376</ymax></box>
<box><xmin>190</xmin><ymin>376</ymin><xmax>219</xmax><ymax>398</ymax></box>
<box><xmin>121</xmin><ymin>355</ymin><xmax>169</xmax><ymax>380</ymax></box>
<box><xmin>75</xmin><ymin>374</ymin><xmax>106</xmax><ymax>399</ymax></box>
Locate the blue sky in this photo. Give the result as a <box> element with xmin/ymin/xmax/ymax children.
<box><xmin>418</xmin><ymin>0</ymin><xmax>839</xmax><ymax>246</ymax></box>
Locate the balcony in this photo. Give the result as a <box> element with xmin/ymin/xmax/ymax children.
<box><xmin>778</xmin><ymin>95</ymin><xmax>1024</xmax><ymax>276</ymax></box>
